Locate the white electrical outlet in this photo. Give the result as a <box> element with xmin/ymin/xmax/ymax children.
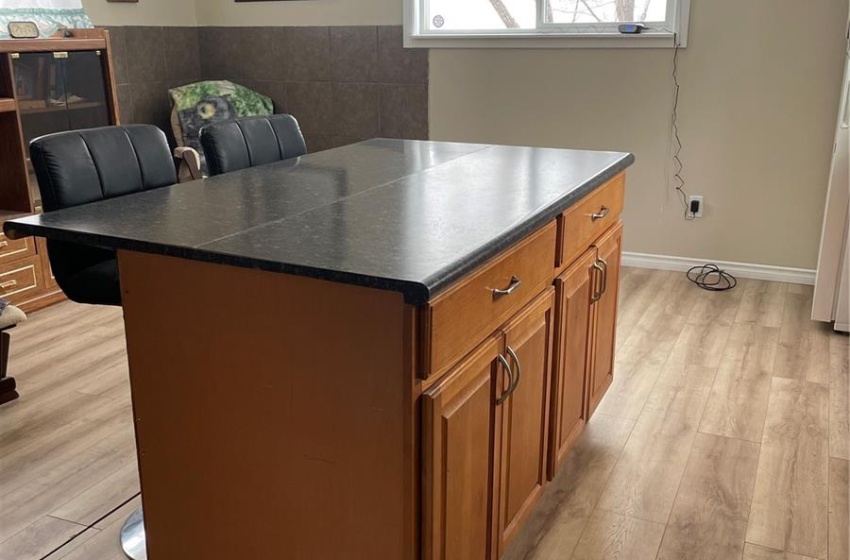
<box><xmin>688</xmin><ymin>195</ymin><xmax>704</xmax><ymax>218</ymax></box>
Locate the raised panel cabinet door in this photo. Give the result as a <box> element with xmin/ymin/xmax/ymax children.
<box><xmin>549</xmin><ymin>249</ymin><xmax>596</xmax><ymax>479</ymax></box>
<box><xmin>496</xmin><ymin>289</ymin><xmax>555</xmax><ymax>555</ymax></box>
<box><xmin>422</xmin><ymin>335</ymin><xmax>506</xmax><ymax>560</ymax></box>
<box><xmin>587</xmin><ymin>221</ymin><xmax>624</xmax><ymax>418</ymax></box>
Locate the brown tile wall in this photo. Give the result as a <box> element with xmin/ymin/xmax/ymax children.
<box><xmin>199</xmin><ymin>26</ymin><xmax>428</xmax><ymax>151</ymax></box>
<box><xmin>107</xmin><ymin>26</ymin><xmax>202</xmax><ymax>146</ymax></box>
<box><xmin>107</xmin><ymin>25</ymin><xmax>428</xmax><ymax>153</ymax></box>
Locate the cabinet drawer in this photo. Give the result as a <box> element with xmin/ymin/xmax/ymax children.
<box><xmin>0</xmin><ymin>233</ymin><xmax>36</xmax><ymax>264</ymax></box>
<box><xmin>423</xmin><ymin>222</ymin><xmax>557</xmax><ymax>380</ymax></box>
<box><xmin>558</xmin><ymin>173</ymin><xmax>625</xmax><ymax>268</ymax></box>
<box><xmin>0</xmin><ymin>256</ymin><xmax>40</xmax><ymax>300</ymax></box>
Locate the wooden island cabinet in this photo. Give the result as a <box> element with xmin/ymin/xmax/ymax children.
<box><xmin>6</xmin><ymin>139</ymin><xmax>632</xmax><ymax>560</ymax></box>
<box><xmin>422</xmin><ymin>174</ymin><xmax>625</xmax><ymax>560</ymax></box>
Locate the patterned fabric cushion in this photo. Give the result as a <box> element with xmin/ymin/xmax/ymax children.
<box><xmin>169</xmin><ymin>81</ymin><xmax>274</xmax><ymax>173</ymax></box>
<box><xmin>0</xmin><ymin>304</ymin><xmax>25</xmax><ymax>330</ymax></box>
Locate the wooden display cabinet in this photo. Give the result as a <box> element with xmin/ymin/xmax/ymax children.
<box><xmin>0</xmin><ymin>29</ymin><xmax>119</xmax><ymax>312</ymax></box>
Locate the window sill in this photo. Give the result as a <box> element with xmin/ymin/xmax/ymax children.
<box><xmin>403</xmin><ymin>31</ymin><xmax>682</xmax><ymax>49</ymax></box>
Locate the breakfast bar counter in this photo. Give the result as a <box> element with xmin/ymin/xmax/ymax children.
<box><xmin>6</xmin><ymin>139</ymin><xmax>633</xmax><ymax>560</ymax></box>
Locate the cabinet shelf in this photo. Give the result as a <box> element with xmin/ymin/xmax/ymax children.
<box><xmin>20</xmin><ymin>101</ymin><xmax>105</xmax><ymax>116</ymax></box>
<box><xmin>0</xmin><ymin>98</ymin><xmax>16</xmax><ymax>113</ymax></box>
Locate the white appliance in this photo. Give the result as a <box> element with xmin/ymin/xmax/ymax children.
<box><xmin>813</xmin><ymin>15</ymin><xmax>850</xmax><ymax>333</ymax></box>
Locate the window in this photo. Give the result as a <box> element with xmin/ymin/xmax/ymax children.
<box><xmin>404</xmin><ymin>0</ymin><xmax>690</xmax><ymax>48</ymax></box>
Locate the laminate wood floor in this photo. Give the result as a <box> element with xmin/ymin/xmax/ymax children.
<box><xmin>0</xmin><ymin>269</ymin><xmax>847</xmax><ymax>560</ymax></box>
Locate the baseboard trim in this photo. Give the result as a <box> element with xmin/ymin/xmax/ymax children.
<box><xmin>622</xmin><ymin>252</ymin><xmax>817</xmax><ymax>286</ymax></box>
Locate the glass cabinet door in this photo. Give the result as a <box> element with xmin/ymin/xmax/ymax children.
<box><xmin>65</xmin><ymin>50</ymin><xmax>110</xmax><ymax>131</ymax></box>
<box><xmin>13</xmin><ymin>52</ymin><xmax>71</xmax><ymax>147</ymax></box>
<box><xmin>12</xmin><ymin>50</ymin><xmax>112</xmax><ymax>211</ymax></box>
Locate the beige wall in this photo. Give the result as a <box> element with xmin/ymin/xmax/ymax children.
<box><xmin>81</xmin><ymin>0</ymin><xmax>197</xmax><ymax>26</ymax></box>
<box><xmin>431</xmin><ymin>0</ymin><xmax>848</xmax><ymax>269</ymax></box>
<box><xmin>193</xmin><ymin>0</ymin><xmax>400</xmax><ymax>27</ymax></box>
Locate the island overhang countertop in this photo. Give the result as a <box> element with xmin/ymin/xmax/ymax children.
<box><xmin>4</xmin><ymin>139</ymin><xmax>634</xmax><ymax>304</ymax></box>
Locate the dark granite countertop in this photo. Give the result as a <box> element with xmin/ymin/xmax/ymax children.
<box><xmin>5</xmin><ymin>139</ymin><xmax>634</xmax><ymax>304</ymax></box>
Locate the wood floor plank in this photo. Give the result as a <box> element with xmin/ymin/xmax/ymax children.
<box><xmin>615</xmin><ymin>269</ymin><xmax>676</xmax><ymax>348</ymax></box>
<box><xmin>51</xmin><ymin>462</ymin><xmax>140</xmax><ymax>528</ymax></box>
<box><xmin>656</xmin><ymin>433</ymin><xmax>761</xmax><ymax>560</ymax></box>
<box><xmin>687</xmin><ymin>278</ymin><xmax>748</xmax><ymax>327</ymax></box>
<box><xmin>666</xmin><ymin>322</ymin><xmax>732</xmax><ymax>368</ymax></box>
<box><xmin>50</xmin><ymin>497</ymin><xmax>141</xmax><ymax>560</ymax></box>
<box><xmin>503</xmin><ymin>414</ymin><xmax>636</xmax><ymax>560</ymax></box>
<box><xmin>736</xmin><ymin>281</ymin><xmax>787</xmax><ymax>328</ymax></box>
<box><xmin>594</xmin><ymin>363</ymin><xmax>716</xmax><ymax>524</ymax></box>
<box><xmin>831</xmin><ymin>335</ymin><xmax>850</xmax><ymax>460</ymax></box>
<box><xmin>742</xmin><ymin>543</ymin><xmax>818</xmax><ymax>560</ymax></box>
<box><xmin>0</xmin><ymin>427</ymin><xmax>136</xmax><ymax>544</ymax></box>
<box><xmin>746</xmin><ymin>378</ymin><xmax>830</xmax><ymax>559</ymax></box>
<box><xmin>0</xmin><ymin>398</ymin><xmax>134</xmax><ymax>500</ymax></box>
<box><xmin>616</xmin><ymin>276</ymin><xmax>704</xmax><ymax>367</ymax></box>
<box><xmin>0</xmin><ymin>515</ymin><xmax>86</xmax><ymax>560</ymax></box>
<box><xmin>699</xmin><ymin>324</ymin><xmax>780</xmax><ymax>442</ymax></box>
<box><xmin>569</xmin><ymin>510</ymin><xmax>665</xmax><ymax>560</ymax></box>
<box><xmin>773</xmin><ymin>286</ymin><xmax>831</xmax><ymax>385</ymax></box>
<box><xmin>830</xmin><ymin>458</ymin><xmax>849</xmax><ymax>560</ymax></box>
<box><xmin>593</xmin><ymin>359</ymin><xmax>663</xmax><ymax>421</ymax></box>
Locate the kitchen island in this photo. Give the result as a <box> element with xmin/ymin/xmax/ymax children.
<box><xmin>6</xmin><ymin>139</ymin><xmax>633</xmax><ymax>560</ymax></box>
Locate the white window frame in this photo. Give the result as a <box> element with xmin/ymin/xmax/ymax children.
<box><xmin>403</xmin><ymin>0</ymin><xmax>690</xmax><ymax>49</ymax></box>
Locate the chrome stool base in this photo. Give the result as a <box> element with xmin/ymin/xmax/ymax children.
<box><xmin>120</xmin><ymin>507</ymin><xmax>147</xmax><ymax>560</ymax></box>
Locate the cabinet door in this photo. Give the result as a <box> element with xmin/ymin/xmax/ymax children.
<box><xmin>65</xmin><ymin>51</ymin><xmax>111</xmax><ymax>131</ymax></box>
<box><xmin>496</xmin><ymin>289</ymin><xmax>555</xmax><ymax>555</ymax></box>
<box><xmin>422</xmin><ymin>336</ymin><xmax>506</xmax><ymax>560</ymax></box>
<box><xmin>587</xmin><ymin>222</ymin><xmax>624</xmax><ymax>418</ymax></box>
<box><xmin>549</xmin><ymin>249</ymin><xmax>596</xmax><ymax>478</ymax></box>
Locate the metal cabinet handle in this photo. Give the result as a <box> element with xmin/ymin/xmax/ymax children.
<box><xmin>506</xmin><ymin>346</ymin><xmax>522</xmax><ymax>396</ymax></box>
<box><xmin>591</xmin><ymin>206</ymin><xmax>610</xmax><ymax>222</ymax></box>
<box><xmin>597</xmin><ymin>256</ymin><xmax>608</xmax><ymax>297</ymax></box>
<box><xmin>591</xmin><ymin>261</ymin><xmax>604</xmax><ymax>303</ymax></box>
<box><xmin>0</xmin><ymin>280</ymin><xmax>18</xmax><ymax>290</ymax></box>
<box><xmin>492</xmin><ymin>276</ymin><xmax>522</xmax><ymax>299</ymax></box>
<box><xmin>496</xmin><ymin>354</ymin><xmax>514</xmax><ymax>405</ymax></box>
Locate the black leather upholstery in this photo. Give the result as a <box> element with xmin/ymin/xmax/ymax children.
<box><xmin>30</xmin><ymin>125</ymin><xmax>177</xmax><ymax>306</ymax></box>
<box><xmin>200</xmin><ymin>114</ymin><xmax>307</xmax><ymax>176</ymax></box>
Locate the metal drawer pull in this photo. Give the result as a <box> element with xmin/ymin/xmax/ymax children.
<box><xmin>506</xmin><ymin>346</ymin><xmax>522</xmax><ymax>397</ymax></box>
<box><xmin>0</xmin><ymin>241</ymin><xmax>8</xmax><ymax>248</ymax></box>
<box><xmin>591</xmin><ymin>261</ymin><xmax>604</xmax><ymax>303</ymax></box>
<box><xmin>0</xmin><ymin>280</ymin><xmax>18</xmax><ymax>290</ymax></box>
<box><xmin>492</xmin><ymin>276</ymin><xmax>522</xmax><ymax>299</ymax></box>
<box><xmin>496</xmin><ymin>354</ymin><xmax>514</xmax><ymax>405</ymax></box>
<box><xmin>591</xmin><ymin>206</ymin><xmax>610</xmax><ymax>221</ymax></box>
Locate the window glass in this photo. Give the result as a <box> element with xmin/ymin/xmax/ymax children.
<box><xmin>425</xmin><ymin>0</ymin><xmax>537</xmax><ymax>31</ymax></box>
<box><xmin>545</xmin><ymin>0</ymin><xmax>669</xmax><ymax>25</ymax></box>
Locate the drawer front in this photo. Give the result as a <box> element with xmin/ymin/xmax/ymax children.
<box><xmin>0</xmin><ymin>233</ymin><xmax>36</xmax><ymax>264</ymax></box>
<box><xmin>424</xmin><ymin>221</ymin><xmax>557</xmax><ymax>380</ymax></box>
<box><xmin>0</xmin><ymin>256</ymin><xmax>41</xmax><ymax>301</ymax></box>
<box><xmin>558</xmin><ymin>173</ymin><xmax>625</xmax><ymax>268</ymax></box>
